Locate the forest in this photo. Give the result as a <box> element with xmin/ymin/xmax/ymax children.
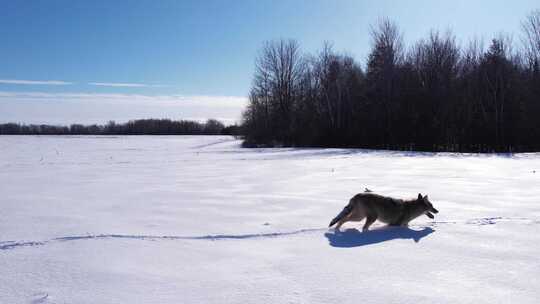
<box><xmin>0</xmin><ymin>119</ymin><xmax>240</xmax><ymax>135</ymax></box>
<box><xmin>242</xmin><ymin>10</ymin><xmax>540</xmax><ymax>152</ymax></box>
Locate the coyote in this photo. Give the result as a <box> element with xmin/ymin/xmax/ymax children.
<box><xmin>329</xmin><ymin>192</ymin><xmax>438</xmax><ymax>231</ymax></box>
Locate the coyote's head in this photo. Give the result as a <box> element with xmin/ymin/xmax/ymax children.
<box><xmin>417</xmin><ymin>193</ymin><xmax>438</xmax><ymax>219</ymax></box>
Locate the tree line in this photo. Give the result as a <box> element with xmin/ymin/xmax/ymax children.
<box><xmin>0</xmin><ymin>119</ymin><xmax>241</xmax><ymax>135</ymax></box>
<box><xmin>242</xmin><ymin>10</ymin><xmax>540</xmax><ymax>152</ymax></box>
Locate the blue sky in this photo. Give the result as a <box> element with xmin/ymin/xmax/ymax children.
<box><xmin>0</xmin><ymin>0</ymin><xmax>538</xmax><ymax>124</ymax></box>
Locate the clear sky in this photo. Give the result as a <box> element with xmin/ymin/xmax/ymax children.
<box><xmin>0</xmin><ymin>0</ymin><xmax>538</xmax><ymax>125</ymax></box>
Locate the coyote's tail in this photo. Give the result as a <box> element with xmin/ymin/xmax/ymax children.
<box><xmin>329</xmin><ymin>199</ymin><xmax>354</xmax><ymax>227</ymax></box>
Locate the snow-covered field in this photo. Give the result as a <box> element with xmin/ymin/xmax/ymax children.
<box><xmin>1</xmin><ymin>135</ymin><xmax>539</xmax><ymax>304</ymax></box>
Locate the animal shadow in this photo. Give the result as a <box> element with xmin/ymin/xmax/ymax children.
<box><xmin>325</xmin><ymin>226</ymin><xmax>435</xmax><ymax>248</ymax></box>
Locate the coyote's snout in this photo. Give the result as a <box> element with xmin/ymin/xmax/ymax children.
<box><xmin>329</xmin><ymin>192</ymin><xmax>438</xmax><ymax>231</ymax></box>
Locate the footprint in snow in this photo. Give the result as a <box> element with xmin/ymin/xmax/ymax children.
<box><xmin>30</xmin><ymin>292</ymin><xmax>49</xmax><ymax>304</ymax></box>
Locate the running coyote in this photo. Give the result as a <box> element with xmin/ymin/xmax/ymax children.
<box><xmin>329</xmin><ymin>192</ymin><xmax>438</xmax><ymax>231</ymax></box>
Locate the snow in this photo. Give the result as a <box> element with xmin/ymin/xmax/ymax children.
<box><xmin>1</xmin><ymin>135</ymin><xmax>539</xmax><ymax>303</ymax></box>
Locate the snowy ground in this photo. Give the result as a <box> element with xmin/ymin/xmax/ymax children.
<box><xmin>1</xmin><ymin>135</ymin><xmax>539</xmax><ymax>304</ymax></box>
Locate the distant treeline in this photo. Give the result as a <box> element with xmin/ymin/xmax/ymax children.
<box><xmin>242</xmin><ymin>10</ymin><xmax>540</xmax><ymax>152</ymax></box>
<box><xmin>0</xmin><ymin>119</ymin><xmax>241</xmax><ymax>136</ymax></box>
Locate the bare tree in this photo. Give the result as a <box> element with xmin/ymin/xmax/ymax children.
<box><xmin>366</xmin><ymin>18</ymin><xmax>405</xmax><ymax>146</ymax></box>
<box><xmin>311</xmin><ymin>43</ymin><xmax>364</xmax><ymax>143</ymax></box>
<box><xmin>368</xmin><ymin>18</ymin><xmax>405</xmax><ymax>68</ymax></box>
<box><xmin>243</xmin><ymin>39</ymin><xmax>307</xmax><ymax>145</ymax></box>
<box><xmin>409</xmin><ymin>30</ymin><xmax>460</xmax><ymax>146</ymax></box>
<box><xmin>522</xmin><ymin>9</ymin><xmax>540</xmax><ymax>68</ymax></box>
<box><xmin>479</xmin><ymin>35</ymin><xmax>519</xmax><ymax>148</ymax></box>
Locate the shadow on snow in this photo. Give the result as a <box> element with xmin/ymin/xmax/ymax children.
<box><xmin>325</xmin><ymin>226</ymin><xmax>435</xmax><ymax>248</ymax></box>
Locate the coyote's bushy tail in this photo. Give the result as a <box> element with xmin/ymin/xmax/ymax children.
<box><xmin>329</xmin><ymin>199</ymin><xmax>354</xmax><ymax>227</ymax></box>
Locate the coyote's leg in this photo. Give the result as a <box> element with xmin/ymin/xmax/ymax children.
<box><xmin>363</xmin><ymin>215</ymin><xmax>377</xmax><ymax>232</ymax></box>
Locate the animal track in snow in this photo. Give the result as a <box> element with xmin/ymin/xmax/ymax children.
<box><xmin>0</xmin><ymin>228</ymin><xmax>325</xmax><ymax>250</ymax></box>
<box><xmin>1</xmin><ymin>217</ymin><xmax>536</xmax><ymax>251</ymax></box>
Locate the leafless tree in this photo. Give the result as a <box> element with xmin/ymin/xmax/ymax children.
<box><xmin>311</xmin><ymin>43</ymin><xmax>363</xmax><ymax>136</ymax></box>
<box><xmin>243</xmin><ymin>39</ymin><xmax>307</xmax><ymax>145</ymax></box>
<box><xmin>522</xmin><ymin>9</ymin><xmax>540</xmax><ymax>68</ymax></box>
<box><xmin>366</xmin><ymin>18</ymin><xmax>405</xmax><ymax>145</ymax></box>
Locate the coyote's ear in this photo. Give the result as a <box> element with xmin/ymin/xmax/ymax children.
<box><xmin>418</xmin><ymin>193</ymin><xmax>423</xmax><ymax>200</ymax></box>
<box><xmin>424</xmin><ymin>195</ymin><xmax>429</xmax><ymax>200</ymax></box>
